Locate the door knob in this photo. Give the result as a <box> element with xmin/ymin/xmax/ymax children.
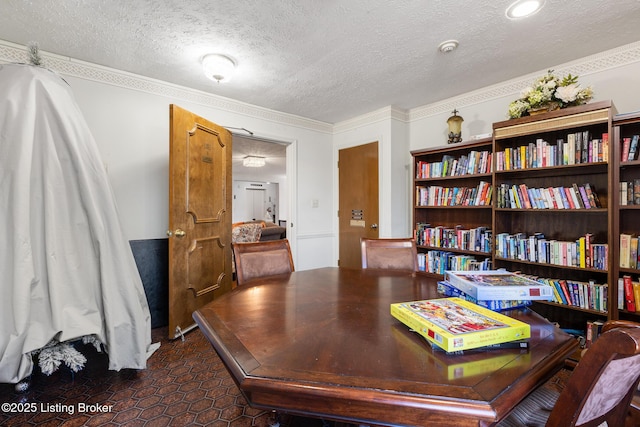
<box><xmin>167</xmin><ymin>229</ymin><xmax>186</xmax><ymax>238</ymax></box>
<box><xmin>370</xmin><ymin>223</ymin><xmax>378</xmax><ymax>229</ymax></box>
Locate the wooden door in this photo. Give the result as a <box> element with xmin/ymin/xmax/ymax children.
<box><xmin>338</xmin><ymin>142</ymin><xmax>379</xmax><ymax>268</ymax></box>
<box><xmin>168</xmin><ymin>105</ymin><xmax>232</xmax><ymax>339</ymax></box>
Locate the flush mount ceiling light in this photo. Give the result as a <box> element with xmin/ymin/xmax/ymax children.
<box><xmin>438</xmin><ymin>40</ymin><xmax>459</xmax><ymax>54</ymax></box>
<box><xmin>506</xmin><ymin>0</ymin><xmax>545</xmax><ymax>19</ymax></box>
<box><xmin>202</xmin><ymin>54</ymin><xmax>237</xmax><ymax>83</ymax></box>
<box><xmin>243</xmin><ymin>156</ymin><xmax>266</xmax><ymax>168</ymax></box>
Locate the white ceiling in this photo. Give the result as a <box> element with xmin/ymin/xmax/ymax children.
<box><xmin>1</xmin><ymin>0</ymin><xmax>639</xmax><ymax>126</ymax></box>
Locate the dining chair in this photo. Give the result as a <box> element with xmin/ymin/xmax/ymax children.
<box><xmin>497</xmin><ymin>320</ymin><xmax>640</xmax><ymax>427</ymax></box>
<box><xmin>360</xmin><ymin>238</ymin><xmax>418</xmax><ymax>271</ymax></box>
<box><xmin>232</xmin><ymin>239</ymin><xmax>294</xmax><ymax>285</ymax></box>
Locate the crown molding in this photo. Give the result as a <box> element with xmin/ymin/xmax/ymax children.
<box><xmin>408</xmin><ymin>41</ymin><xmax>640</xmax><ymax>122</ymax></box>
<box><xmin>333</xmin><ymin>105</ymin><xmax>409</xmax><ymax>134</ymax></box>
<box><xmin>0</xmin><ymin>39</ymin><xmax>333</xmax><ymax>134</ymax></box>
<box><xmin>2</xmin><ymin>39</ymin><xmax>639</xmax><ymax>134</ymax></box>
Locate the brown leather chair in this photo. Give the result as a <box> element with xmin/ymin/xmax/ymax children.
<box><xmin>360</xmin><ymin>238</ymin><xmax>418</xmax><ymax>271</ymax></box>
<box><xmin>232</xmin><ymin>239</ymin><xmax>294</xmax><ymax>285</ymax></box>
<box><xmin>498</xmin><ymin>320</ymin><xmax>640</xmax><ymax>427</ymax></box>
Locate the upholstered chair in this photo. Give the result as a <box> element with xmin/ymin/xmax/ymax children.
<box><xmin>360</xmin><ymin>238</ymin><xmax>418</xmax><ymax>271</ymax></box>
<box><xmin>232</xmin><ymin>239</ymin><xmax>294</xmax><ymax>286</ymax></box>
<box><xmin>497</xmin><ymin>320</ymin><xmax>640</xmax><ymax>427</ymax></box>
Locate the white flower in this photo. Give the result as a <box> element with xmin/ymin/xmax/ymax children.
<box><xmin>520</xmin><ymin>87</ymin><xmax>533</xmax><ymax>98</ymax></box>
<box><xmin>555</xmin><ymin>84</ymin><xmax>580</xmax><ymax>103</ymax></box>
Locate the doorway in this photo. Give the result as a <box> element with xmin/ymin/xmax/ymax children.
<box><xmin>231</xmin><ymin>133</ymin><xmax>295</xmax><ymax>255</ymax></box>
<box><xmin>338</xmin><ymin>142</ymin><xmax>379</xmax><ymax>269</ymax></box>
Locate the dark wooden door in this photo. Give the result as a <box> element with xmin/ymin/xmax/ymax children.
<box><xmin>167</xmin><ymin>105</ymin><xmax>232</xmax><ymax>339</ymax></box>
<box><xmin>338</xmin><ymin>142</ymin><xmax>379</xmax><ymax>268</ymax></box>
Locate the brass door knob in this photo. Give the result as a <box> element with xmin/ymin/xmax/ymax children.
<box><xmin>167</xmin><ymin>229</ymin><xmax>186</xmax><ymax>238</ymax></box>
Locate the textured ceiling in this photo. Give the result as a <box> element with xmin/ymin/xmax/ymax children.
<box><xmin>1</xmin><ymin>0</ymin><xmax>639</xmax><ymax>125</ymax></box>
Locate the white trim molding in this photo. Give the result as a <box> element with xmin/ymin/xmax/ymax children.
<box><xmin>408</xmin><ymin>41</ymin><xmax>640</xmax><ymax>122</ymax></box>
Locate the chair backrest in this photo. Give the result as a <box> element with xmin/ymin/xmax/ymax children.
<box><xmin>232</xmin><ymin>240</ymin><xmax>294</xmax><ymax>285</ymax></box>
<box><xmin>360</xmin><ymin>238</ymin><xmax>418</xmax><ymax>271</ymax></box>
<box><xmin>545</xmin><ymin>320</ymin><xmax>640</xmax><ymax>427</ymax></box>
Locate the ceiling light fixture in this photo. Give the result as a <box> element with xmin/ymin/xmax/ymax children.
<box><xmin>202</xmin><ymin>54</ymin><xmax>237</xmax><ymax>83</ymax></box>
<box><xmin>243</xmin><ymin>156</ymin><xmax>266</xmax><ymax>168</ymax></box>
<box><xmin>505</xmin><ymin>0</ymin><xmax>545</xmax><ymax>19</ymax></box>
<box><xmin>438</xmin><ymin>40</ymin><xmax>459</xmax><ymax>54</ymax></box>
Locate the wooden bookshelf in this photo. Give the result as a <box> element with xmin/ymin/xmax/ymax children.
<box><xmin>492</xmin><ymin>101</ymin><xmax>614</xmax><ymax>330</ymax></box>
<box><xmin>411</xmin><ymin>138</ymin><xmax>494</xmax><ymax>277</ymax></box>
<box><xmin>411</xmin><ymin>101</ymin><xmax>630</xmax><ymax>330</ymax></box>
<box><xmin>613</xmin><ymin>110</ymin><xmax>640</xmax><ymax>323</ymax></box>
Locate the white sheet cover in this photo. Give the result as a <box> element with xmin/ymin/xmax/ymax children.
<box><xmin>0</xmin><ymin>63</ymin><xmax>154</xmax><ymax>383</ymax></box>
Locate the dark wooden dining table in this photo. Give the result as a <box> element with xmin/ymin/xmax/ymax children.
<box><xmin>193</xmin><ymin>267</ymin><xmax>578</xmax><ymax>427</ymax></box>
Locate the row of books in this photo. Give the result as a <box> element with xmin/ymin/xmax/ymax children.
<box><xmin>540</xmin><ymin>277</ymin><xmax>608</xmax><ymax>312</ymax></box>
<box><xmin>619</xmin><ymin>179</ymin><xmax>640</xmax><ymax>205</ymax></box>
<box><xmin>415</xmin><ymin>150</ymin><xmax>492</xmax><ymax>179</ymax></box>
<box><xmin>417</xmin><ymin>250</ymin><xmax>492</xmax><ymax>274</ymax></box>
<box><xmin>494</xmin><ymin>232</ymin><xmax>608</xmax><ymax>270</ymax></box>
<box><xmin>437</xmin><ymin>280</ymin><xmax>532</xmax><ymax>312</ymax></box>
<box><xmin>495</xmin><ymin>131</ymin><xmax>609</xmax><ymax>171</ymax></box>
<box><xmin>621</xmin><ymin>135</ymin><xmax>639</xmax><ymax>162</ymax></box>
<box><xmin>415</xmin><ymin>223</ymin><xmax>492</xmax><ymax>253</ymax></box>
<box><xmin>620</xmin><ymin>233</ymin><xmax>640</xmax><ymax>269</ymax></box>
<box><xmin>620</xmin><ymin>275</ymin><xmax>640</xmax><ymax>312</ymax></box>
<box><xmin>495</xmin><ymin>182</ymin><xmax>601</xmax><ymax>210</ymax></box>
<box><xmin>390</xmin><ymin>297</ymin><xmax>531</xmax><ymax>353</ymax></box>
<box><xmin>619</xmin><ymin>275</ymin><xmax>640</xmax><ymax>312</ymax></box>
<box><xmin>416</xmin><ymin>181</ymin><xmax>492</xmax><ymax>207</ymax></box>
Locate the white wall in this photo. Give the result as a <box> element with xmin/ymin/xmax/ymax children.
<box><xmin>408</xmin><ymin>46</ymin><xmax>640</xmax><ymax>152</ymax></box>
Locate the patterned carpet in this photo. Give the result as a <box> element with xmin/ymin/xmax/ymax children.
<box><xmin>0</xmin><ymin>327</ymin><xmax>356</xmax><ymax>427</ymax></box>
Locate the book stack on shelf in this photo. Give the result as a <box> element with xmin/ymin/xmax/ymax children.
<box><xmin>495</xmin><ymin>131</ymin><xmax>608</xmax><ymax>171</ymax></box>
<box><xmin>620</xmin><ymin>234</ymin><xmax>640</xmax><ymax>270</ymax></box>
<box><xmin>415</xmin><ymin>223</ymin><xmax>492</xmax><ymax>252</ymax></box>
<box><xmin>416</xmin><ymin>181</ymin><xmax>492</xmax><ymax>207</ymax></box>
<box><xmin>438</xmin><ymin>270</ymin><xmax>554</xmax><ymax>312</ymax></box>
<box><xmin>415</xmin><ymin>223</ymin><xmax>493</xmax><ymax>274</ymax></box>
<box><xmin>621</xmin><ymin>134</ymin><xmax>639</xmax><ymax>162</ymax></box>
<box><xmin>418</xmin><ymin>251</ymin><xmax>492</xmax><ymax>275</ymax></box>
<box><xmin>619</xmin><ymin>275</ymin><xmax>640</xmax><ymax>313</ymax></box>
<box><xmin>496</xmin><ymin>182</ymin><xmax>602</xmax><ymax>210</ymax></box>
<box><xmin>541</xmin><ymin>277</ymin><xmax>608</xmax><ymax>312</ymax></box>
<box><xmin>619</xmin><ymin>179</ymin><xmax>640</xmax><ymax>206</ymax></box>
<box><xmin>390</xmin><ymin>297</ymin><xmax>530</xmax><ymax>355</ymax></box>
<box><xmin>495</xmin><ymin>231</ymin><xmax>608</xmax><ymax>271</ymax></box>
<box><xmin>416</xmin><ymin>150</ymin><xmax>492</xmax><ymax>179</ymax></box>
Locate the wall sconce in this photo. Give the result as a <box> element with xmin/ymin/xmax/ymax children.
<box><xmin>202</xmin><ymin>54</ymin><xmax>236</xmax><ymax>83</ymax></box>
<box><xmin>243</xmin><ymin>156</ymin><xmax>266</xmax><ymax>167</ymax></box>
<box><xmin>447</xmin><ymin>109</ymin><xmax>464</xmax><ymax>144</ymax></box>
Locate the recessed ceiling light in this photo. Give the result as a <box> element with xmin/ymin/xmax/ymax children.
<box><xmin>506</xmin><ymin>0</ymin><xmax>545</xmax><ymax>19</ymax></box>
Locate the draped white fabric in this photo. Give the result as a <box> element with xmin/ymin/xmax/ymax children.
<box><xmin>0</xmin><ymin>63</ymin><xmax>154</xmax><ymax>383</ymax></box>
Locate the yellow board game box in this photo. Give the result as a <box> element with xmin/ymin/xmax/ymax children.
<box><xmin>390</xmin><ymin>297</ymin><xmax>531</xmax><ymax>352</ymax></box>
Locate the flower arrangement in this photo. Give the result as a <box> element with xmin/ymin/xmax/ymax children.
<box><xmin>507</xmin><ymin>70</ymin><xmax>593</xmax><ymax>119</ymax></box>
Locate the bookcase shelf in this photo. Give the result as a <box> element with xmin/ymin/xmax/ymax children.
<box><xmin>412</xmin><ymin>102</ymin><xmax>624</xmax><ymax>331</ymax></box>
<box><xmin>412</xmin><ymin>138</ymin><xmax>494</xmax><ymax>275</ymax></box>
<box><xmin>612</xmin><ymin>110</ymin><xmax>640</xmax><ymax>322</ymax></box>
<box><xmin>491</xmin><ymin>101</ymin><xmax>614</xmax><ymax>330</ymax></box>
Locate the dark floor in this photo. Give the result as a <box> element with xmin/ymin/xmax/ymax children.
<box><xmin>0</xmin><ymin>328</ymin><xmax>348</xmax><ymax>427</ymax></box>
